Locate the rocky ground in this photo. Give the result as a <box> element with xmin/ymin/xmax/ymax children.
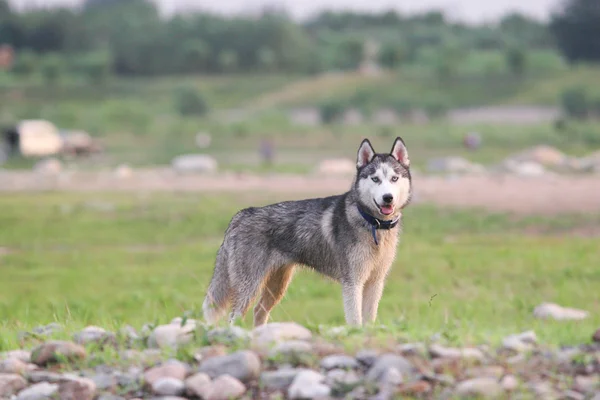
<box><xmin>1</xmin><ymin>317</ymin><xmax>599</xmax><ymax>400</ymax></box>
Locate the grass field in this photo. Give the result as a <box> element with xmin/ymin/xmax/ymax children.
<box><xmin>1</xmin><ymin>191</ymin><xmax>598</xmax><ymax>352</ymax></box>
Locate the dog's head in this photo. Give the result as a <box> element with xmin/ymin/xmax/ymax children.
<box><xmin>354</xmin><ymin>137</ymin><xmax>412</xmax><ymax>220</ymax></box>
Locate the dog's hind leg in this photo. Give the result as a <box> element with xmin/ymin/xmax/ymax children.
<box><xmin>203</xmin><ymin>247</ymin><xmax>231</xmax><ymax>325</ymax></box>
<box><xmin>227</xmin><ymin>260</ymin><xmax>272</xmax><ymax>326</ymax></box>
<box><xmin>253</xmin><ymin>265</ymin><xmax>295</xmax><ymax>326</ymax></box>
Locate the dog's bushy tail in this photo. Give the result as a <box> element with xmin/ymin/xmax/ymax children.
<box><xmin>203</xmin><ymin>247</ymin><xmax>231</xmax><ymax>325</ymax></box>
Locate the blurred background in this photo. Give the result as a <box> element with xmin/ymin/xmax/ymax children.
<box><xmin>0</xmin><ymin>0</ymin><xmax>599</xmax><ymax>341</ymax></box>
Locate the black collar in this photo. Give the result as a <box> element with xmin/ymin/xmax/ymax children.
<box><xmin>357</xmin><ymin>205</ymin><xmax>400</xmax><ymax>245</ymax></box>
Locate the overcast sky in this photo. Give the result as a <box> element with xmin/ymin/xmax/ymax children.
<box><xmin>9</xmin><ymin>0</ymin><xmax>563</xmax><ymax>23</ymax></box>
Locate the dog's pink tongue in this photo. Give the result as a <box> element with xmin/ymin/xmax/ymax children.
<box><xmin>380</xmin><ymin>205</ymin><xmax>393</xmax><ymax>215</ymax></box>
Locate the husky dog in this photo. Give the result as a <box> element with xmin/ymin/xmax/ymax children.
<box><xmin>203</xmin><ymin>137</ymin><xmax>412</xmax><ymax>326</ymax></box>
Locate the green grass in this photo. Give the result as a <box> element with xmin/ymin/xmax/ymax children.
<box><xmin>1</xmin><ymin>192</ymin><xmax>599</xmax><ymax>351</ymax></box>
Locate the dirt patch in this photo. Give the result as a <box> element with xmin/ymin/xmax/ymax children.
<box><xmin>1</xmin><ymin>169</ymin><xmax>600</xmax><ymax>216</ymax></box>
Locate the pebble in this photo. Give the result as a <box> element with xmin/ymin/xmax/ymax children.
<box><xmin>207</xmin><ymin>326</ymin><xmax>250</xmax><ymax>345</ymax></box>
<box><xmin>73</xmin><ymin>326</ymin><xmax>117</xmax><ymax>347</ymax></box>
<box><xmin>0</xmin><ymin>373</ymin><xmax>27</xmax><ymax>397</ymax></box>
<box><xmin>198</xmin><ymin>350</ymin><xmax>260</xmax><ymax>382</ymax></box>
<box><xmin>464</xmin><ymin>366</ymin><xmax>505</xmax><ymax>379</ymax></box>
<box><xmin>260</xmin><ymin>368</ymin><xmax>305</xmax><ymax>390</ymax></box>
<box><xmin>326</xmin><ymin>368</ymin><xmax>361</xmax><ymax>388</ymax></box>
<box><xmin>57</xmin><ymin>377</ymin><xmax>96</xmax><ymax>400</ymax></box>
<box><xmin>269</xmin><ymin>340</ymin><xmax>313</xmax><ymax>363</ymax></box>
<box><xmin>144</xmin><ymin>360</ymin><xmax>188</xmax><ymax>385</ymax></box>
<box><xmin>148</xmin><ymin>322</ymin><xmax>197</xmax><ymax>349</ymax></box>
<box><xmin>366</xmin><ymin>354</ymin><xmax>415</xmax><ymax>382</ymax></box>
<box><xmin>355</xmin><ymin>349</ymin><xmax>379</xmax><ymax>367</ymax></box>
<box><xmin>0</xmin><ymin>350</ymin><xmax>31</xmax><ymax>363</ymax></box>
<box><xmin>501</xmin><ymin>374</ymin><xmax>519</xmax><ymax>391</ymax></box>
<box><xmin>454</xmin><ymin>377</ymin><xmax>504</xmax><ymax>398</ymax></box>
<box><xmin>30</xmin><ymin>341</ymin><xmax>86</xmax><ymax>366</ymax></box>
<box><xmin>152</xmin><ymin>377</ymin><xmax>185</xmax><ymax>396</ymax></box>
<box><xmin>185</xmin><ymin>373</ymin><xmax>212</xmax><ymax>398</ymax></box>
<box><xmin>288</xmin><ymin>370</ymin><xmax>330</xmax><ymax>399</ymax></box>
<box><xmin>593</xmin><ymin>328</ymin><xmax>600</xmax><ymax>343</ymax></box>
<box><xmin>320</xmin><ymin>354</ymin><xmax>359</xmax><ymax>370</ymax></box>
<box><xmin>0</xmin><ymin>358</ymin><xmax>33</xmax><ymax>374</ymax></box>
<box><xmin>533</xmin><ymin>303</ymin><xmax>589</xmax><ymax>321</ymax></box>
<box><xmin>16</xmin><ymin>382</ymin><xmax>59</xmax><ymax>400</ymax></box>
<box><xmin>252</xmin><ymin>322</ymin><xmax>312</xmax><ymax>348</ymax></box>
<box><xmin>206</xmin><ymin>375</ymin><xmax>246</xmax><ymax>400</ymax></box>
<box><xmin>429</xmin><ymin>344</ymin><xmax>485</xmax><ymax>361</ymax></box>
<box><xmin>502</xmin><ymin>330</ymin><xmax>537</xmax><ymax>352</ymax></box>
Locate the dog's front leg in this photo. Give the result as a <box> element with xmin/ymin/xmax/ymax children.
<box><xmin>362</xmin><ymin>277</ymin><xmax>385</xmax><ymax>324</ymax></box>
<box><xmin>342</xmin><ymin>284</ymin><xmax>363</xmax><ymax>325</ymax></box>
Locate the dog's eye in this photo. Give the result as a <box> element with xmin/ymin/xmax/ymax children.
<box><xmin>371</xmin><ymin>177</ymin><xmax>380</xmax><ymax>183</ymax></box>
<box><xmin>391</xmin><ymin>176</ymin><xmax>399</xmax><ymax>182</ymax></box>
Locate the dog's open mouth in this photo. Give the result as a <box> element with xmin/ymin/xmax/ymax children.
<box><xmin>373</xmin><ymin>199</ymin><xmax>394</xmax><ymax>216</ymax></box>
<box><xmin>379</xmin><ymin>205</ymin><xmax>394</xmax><ymax>215</ymax></box>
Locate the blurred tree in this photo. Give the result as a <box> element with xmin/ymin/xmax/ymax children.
<box><xmin>40</xmin><ymin>53</ymin><xmax>64</xmax><ymax>85</ymax></box>
<box><xmin>550</xmin><ymin>0</ymin><xmax>600</xmax><ymax>62</ymax></box>
<box><xmin>174</xmin><ymin>87</ymin><xmax>209</xmax><ymax>116</ymax></box>
<box><xmin>378</xmin><ymin>42</ymin><xmax>406</xmax><ymax>69</ymax></box>
<box><xmin>217</xmin><ymin>50</ymin><xmax>238</xmax><ymax>73</ymax></box>
<box><xmin>505</xmin><ymin>44</ymin><xmax>527</xmax><ymax>76</ymax></box>
<box><xmin>11</xmin><ymin>49</ymin><xmax>37</xmax><ymax>78</ymax></box>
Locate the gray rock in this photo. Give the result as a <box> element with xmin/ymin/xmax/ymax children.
<box><xmin>501</xmin><ymin>375</ymin><xmax>519</xmax><ymax>391</ymax></box>
<box><xmin>30</xmin><ymin>341</ymin><xmax>86</xmax><ymax>366</ymax></box>
<box><xmin>198</xmin><ymin>350</ymin><xmax>260</xmax><ymax>382</ymax></box>
<box><xmin>57</xmin><ymin>377</ymin><xmax>96</xmax><ymax>400</ymax></box>
<box><xmin>455</xmin><ymin>377</ymin><xmax>504</xmax><ymax>398</ymax></box>
<box><xmin>252</xmin><ymin>322</ymin><xmax>312</xmax><ymax>348</ymax></box>
<box><xmin>366</xmin><ymin>354</ymin><xmax>415</xmax><ymax>383</ymax></box>
<box><xmin>207</xmin><ymin>375</ymin><xmax>246</xmax><ymax>400</ymax></box>
<box><xmin>429</xmin><ymin>344</ymin><xmax>485</xmax><ymax>361</ymax></box>
<box><xmin>185</xmin><ymin>373</ymin><xmax>212</xmax><ymax>398</ymax></box>
<box><xmin>0</xmin><ymin>350</ymin><xmax>31</xmax><ymax>363</ymax></box>
<box><xmin>380</xmin><ymin>367</ymin><xmax>403</xmax><ymax>387</ymax></box>
<box><xmin>0</xmin><ymin>358</ymin><xmax>34</xmax><ymax>374</ymax></box>
<box><xmin>464</xmin><ymin>366</ymin><xmax>505</xmax><ymax>379</ymax></box>
<box><xmin>97</xmin><ymin>395</ymin><xmax>127</xmax><ymax>400</ymax></box>
<box><xmin>355</xmin><ymin>349</ymin><xmax>379</xmax><ymax>368</ymax></box>
<box><xmin>152</xmin><ymin>377</ymin><xmax>185</xmax><ymax>396</ymax></box>
<box><xmin>172</xmin><ymin>154</ymin><xmax>217</xmax><ymax>173</ymax></box>
<box><xmin>260</xmin><ymin>369</ymin><xmax>305</xmax><ymax>390</ymax></box>
<box><xmin>320</xmin><ymin>354</ymin><xmax>359</xmax><ymax>370</ymax></box>
<box><xmin>397</xmin><ymin>343</ymin><xmax>427</xmax><ymax>357</ymax></box>
<box><xmin>207</xmin><ymin>326</ymin><xmax>250</xmax><ymax>345</ymax></box>
<box><xmin>144</xmin><ymin>360</ymin><xmax>188</xmax><ymax>386</ymax></box>
<box><xmin>563</xmin><ymin>389</ymin><xmax>586</xmax><ymax>400</ymax></box>
<box><xmin>269</xmin><ymin>340</ymin><xmax>313</xmax><ymax>363</ymax></box>
<box><xmin>91</xmin><ymin>373</ymin><xmax>117</xmax><ymax>391</ymax></box>
<box><xmin>528</xmin><ymin>381</ymin><xmax>558</xmax><ymax>400</ymax></box>
<box><xmin>326</xmin><ymin>368</ymin><xmax>361</xmax><ymax>389</ymax></box>
<box><xmin>574</xmin><ymin>375</ymin><xmax>599</xmax><ymax>394</ymax></box>
<box><xmin>502</xmin><ymin>331</ymin><xmax>537</xmax><ymax>352</ymax></box>
<box><xmin>16</xmin><ymin>382</ymin><xmax>59</xmax><ymax>400</ymax></box>
<box><xmin>73</xmin><ymin>326</ymin><xmax>117</xmax><ymax>347</ymax></box>
<box><xmin>148</xmin><ymin>321</ymin><xmax>197</xmax><ymax>349</ymax></box>
<box><xmin>0</xmin><ymin>373</ymin><xmax>27</xmax><ymax>397</ymax></box>
<box><xmin>533</xmin><ymin>303</ymin><xmax>589</xmax><ymax>321</ymax></box>
<box><xmin>288</xmin><ymin>370</ymin><xmax>330</xmax><ymax>399</ymax></box>
<box><xmin>27</xmin><ymin>370</ymin><xmax>64</xmax><ymax>383</ymax></box>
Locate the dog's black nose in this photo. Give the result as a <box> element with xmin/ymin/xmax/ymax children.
<box><xmin>382</xmin><ymin>194</ymin><xmax>393</xmax><ymax>204</ymax></box>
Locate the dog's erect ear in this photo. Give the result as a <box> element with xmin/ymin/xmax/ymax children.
<box><xmin>390</xmin><ymin>136</ymin><xmax>410</xmax><ymax>167</ymax></box>
<box><xmin>356</xmin><ymin>139</ymin><xmax>376</xmax><ymax>169</ymax></box>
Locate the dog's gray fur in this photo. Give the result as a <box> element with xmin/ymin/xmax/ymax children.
<box><xmin>203</xmin><ymin>137</ymin><xmax>412</xmax><ymax>326</ymax></box>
